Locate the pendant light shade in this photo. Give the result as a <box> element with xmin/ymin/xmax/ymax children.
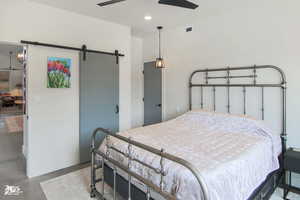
<box><xmin>155</xmin><ymin>57</ymin><xmax>165</xmax><ymax>68</ymax></box>
<box><xmin>17</xmin><ymin>52</ymin><xmax>25</xmax><ymax>64</ymax></box>
<box><xmin>155</xmin><ymin>26</ymin><xmax>165</xmax><ymax>68</ymax></box>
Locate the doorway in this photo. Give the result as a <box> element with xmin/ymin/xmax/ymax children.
<box><xmin>0</xmin><ymin>42</ymin><xmax>27</xmax><ymax>181</ymax></box>
<box><xmin>144</xmin><ymin>61</ymin><xmax>162</xmax><ymax>126</ymax></box>
<box><xmin>79</xmin><ymin>52</ymin><xmax>119</xmax><ymax>163</ymax></box>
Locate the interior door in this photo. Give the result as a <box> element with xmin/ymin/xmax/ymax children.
<box><xmin>80</xmin><ymin>52</ymin><xmax>119</xmax><ymax>163</ymax></box>
<box><xmin>144</xmin><ymin>61</ymin><xmax>162</xmax><ymax>126</ymax></box>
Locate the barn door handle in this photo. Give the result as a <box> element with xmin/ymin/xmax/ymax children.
<box><xmin>115</xmin><ymin>105</ymin><xmax>119</xmax><ymax>114</ymax></box>
<box><xmin>156</xmin><ymin>104</ymin><xmax>162</xmax><ymax>108</ymax></box>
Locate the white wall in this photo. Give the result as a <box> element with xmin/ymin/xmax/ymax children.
<box><xmin>143</xmin><ymin>0</ymin><xmax>300</xmax><ymax>148</ymax></box>
<box><xmin>27</xmin><ymin>46</ymin><xmax>80</xmax><ymax>177</ymax></box>
<box><xmin>0</xmin><ymin>0</ymin><xmax>132</xmax><ymax>177</ymax></box>
<box><xmin>131</xmin><ymin>37</ymin><xmax>144</xmax><ymax>128</ymax></box>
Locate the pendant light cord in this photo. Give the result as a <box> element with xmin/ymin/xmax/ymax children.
<box><xmin>159</xmin><ymin>28</ymin><xmax>161</xmax><ymax>58</ymax></box>
<box><xmin>157</xmin><ymin>26</ymin><xmax>163</xmax><ymax>59</ymax></box>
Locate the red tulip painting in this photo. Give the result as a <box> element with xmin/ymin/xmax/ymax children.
<box><xmin>47</xmin><ymin>57</ymin><xmax>71</xmax><ymax>88</ymax></box>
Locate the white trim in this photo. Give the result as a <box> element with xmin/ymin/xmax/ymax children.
<box><xmin>162</xmin><ymin>68</ymin><xmax>166</xmax><ymax>121</ymax></box>
<box><xmin>22</xmin><ymin>145</ymin><xmax>27</xmax><ymax>158</ymax></box>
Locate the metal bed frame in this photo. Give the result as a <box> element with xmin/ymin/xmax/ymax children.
<box><xmin>91</xmin><ymin>65</ymin><xmax>287</xmax><ymax>200</ymax></box>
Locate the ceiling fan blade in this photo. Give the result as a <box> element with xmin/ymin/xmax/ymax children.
<box><xmin>158</xmin><ymin>0</ymin><xmax>198</xmax><ymax>9</ymax></box>
<box><xmin>97</xmin><ymin>0</ymin><xmax>126</xmax><ymax>7</ymax></box>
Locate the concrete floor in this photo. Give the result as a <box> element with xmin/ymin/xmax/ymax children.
<box><xmin>0</xmin><ymin>117</ymin><xmax>88</xmax><ymax>200</ymax></box>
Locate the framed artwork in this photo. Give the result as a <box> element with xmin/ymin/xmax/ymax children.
<box><xmin>47</xmin><ymin>57</ymin><xmax>71</xmax><ymax>88</ymax></box>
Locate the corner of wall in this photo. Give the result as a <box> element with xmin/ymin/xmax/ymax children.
<box><xmin>131</xmin><ymin>36</ymin><xmax>144</xmax><ymax>128</ymax></box>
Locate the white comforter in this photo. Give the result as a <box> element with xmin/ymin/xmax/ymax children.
<box><xmin>99</xmin><ymin>110</ymin><xmax>281</xmax><ymax>200</ymax></box>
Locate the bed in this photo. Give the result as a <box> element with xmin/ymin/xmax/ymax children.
<box><xmin>90</xmin><ymin>65</ymin><xmax>287</xmax><ymax>200</ymax></box>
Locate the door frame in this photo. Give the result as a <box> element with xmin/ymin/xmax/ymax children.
<box><xmin>143</xmin><ymin>61</ymin><xmax>165</xmax><ymax>124</ymax></box>
<box><xmin>0</xmin><ymin>41</ymin><xmax>28</xmax><ymax>176</ymax></box>
<box><xmin>161</xmin><ymin>63</ymin><xmax>166</xmax><ymax>121</ymax></box>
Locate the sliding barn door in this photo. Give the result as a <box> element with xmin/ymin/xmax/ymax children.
<box><xmin>79</xmin><ymin>52</ymin><xmax>119</xmax><ymax>163</ymax></box>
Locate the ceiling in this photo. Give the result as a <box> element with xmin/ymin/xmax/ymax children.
<box><xmin>29</xmin><ymin>0</ymin><xmax>202</xmax><ymax>37</ymax></box>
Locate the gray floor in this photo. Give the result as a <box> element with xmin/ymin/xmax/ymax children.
<box><xmin>0</xmin><ymin>117</ymin><xmax>88</xmax><ymax>200</ymax></box>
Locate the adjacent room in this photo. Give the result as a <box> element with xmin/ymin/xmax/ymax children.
<box><xmin>0</xmin><ymin>0</ymin><xmax>299</xmax><ymax>200</ymax></box>
<box><xmin>0</xmin><ymin>43</ymin><xmax>26</xmax><ymax>194</ymax></box>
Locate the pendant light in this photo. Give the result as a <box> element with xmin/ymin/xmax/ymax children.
<box><xmin>155</xmin><ymin>26</ymin><xmax>165</xmax><ymax>68</ymax></box>
<box><xmin>16</xmin><ymin>46</ymin><xmax>26</xmax><ymax>64</ymax></box>
<box><xmin>17</xmin><ymin>52</ymin><xmax>25</xmax><ymax>64</ymax></box>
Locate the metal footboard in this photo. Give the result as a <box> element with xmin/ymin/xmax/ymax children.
<box><xmin>90</xmin><ymin>127</ymin><xmax>209</xmax><ymax>200</ymax></box>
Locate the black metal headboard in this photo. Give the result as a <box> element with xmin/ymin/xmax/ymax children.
<box><xmin>188</xmin><ymin>65</ymin><xmax>287</xmax><ymax>152</ymax></box>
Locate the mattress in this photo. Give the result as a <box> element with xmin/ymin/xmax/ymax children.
<box><xmin>98</xmin><ymin>110</ymin><xmax>281</xmax><ymax>200</ymax></box>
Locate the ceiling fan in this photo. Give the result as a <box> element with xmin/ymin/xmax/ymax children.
<box><xmin>97</xmin><ymin>0</ymin><xmax>199</xmax><ymax>10</ymax></box>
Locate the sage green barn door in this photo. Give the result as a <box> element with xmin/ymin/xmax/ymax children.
<box><xmin>80</xmin><ymin>52</ymin><xmax>119</xmax><ymax>163</ymax></box>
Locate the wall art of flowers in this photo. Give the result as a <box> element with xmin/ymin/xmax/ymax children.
<box><xmin>47</xmin><ymin>57</ymin><xmax>71</xmax><ymax>88</ymax></box>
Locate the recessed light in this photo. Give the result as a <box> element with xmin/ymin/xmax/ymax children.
<box><xmin>144</xmin><ymin>15</ymin><xmax>152</xmax><ymax>21</ymax></box>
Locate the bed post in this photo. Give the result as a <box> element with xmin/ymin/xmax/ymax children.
<box><xmin>282</xmin><ymin>84</ymin><xmax>287</xmax><ymax>153</ymax></box>
<box><xmin>281</xmin><ymin>75</ymin><xmax>287</xmax><ymax>198</ymax></box>
<box><xmin>90</xmin><ymin>129</ymin><xmax>97</xmax><ymax>198</ymax></box>
<box><xmin>90</xmin><ymin>128</ymin><xmax>112</xmax><ymax>199</ymax></box>
<box><xmin>128</xmin><ymin>137</ymin><xmax>132</xmax><ymax>200</ymax></box>
<box><xmin>189</xmin><ymin>74</ymin><xmax>192</xmax><ymax>110</ymax></box>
